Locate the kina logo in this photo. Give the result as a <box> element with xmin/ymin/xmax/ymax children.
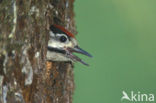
<box><xmin>121</xmin><ymin>91</ymin><xmax>154</xmax><ymax>102</ymax></box>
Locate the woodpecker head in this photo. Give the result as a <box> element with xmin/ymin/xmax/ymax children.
<box><xmin>47</xmin><ymin>24</ymin><xmax>92</xmax><ymax>66</ymax></box>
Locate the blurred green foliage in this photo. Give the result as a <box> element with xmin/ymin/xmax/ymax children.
<box><xmin>73</xmin><ymin>0</ymin><xmax>156</xmax><ymax>103</ymax></box>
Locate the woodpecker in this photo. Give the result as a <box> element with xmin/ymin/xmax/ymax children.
<box><xmin>47</xmin><ymin>24</ymin><xmax>92</xmax><ymax>66</ymax></box>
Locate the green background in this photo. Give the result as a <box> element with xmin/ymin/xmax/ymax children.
<box><xmin>73</xmin><ymin>0</ymin><xmax>156</xmax><ymax>103</ymax></box>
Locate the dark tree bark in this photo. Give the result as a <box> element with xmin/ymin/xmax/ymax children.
<box><xmin>0</xmin><ymin>0</ymin><xmax>76</xmax><ymax>103</ymax></box>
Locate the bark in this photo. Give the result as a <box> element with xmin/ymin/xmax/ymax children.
<box><xmin>0</xmin><ymin>0</ymin><xmax>76</xmax><ymax>103</ymax></box>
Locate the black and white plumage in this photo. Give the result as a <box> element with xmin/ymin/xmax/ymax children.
<box><xmin>47</xmin><ymin>24</ymin><xmax>92</xmax><ymax>66</ymax></box>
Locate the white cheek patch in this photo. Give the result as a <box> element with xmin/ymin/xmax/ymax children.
<box><xmin>48</xmin><ymin>39</ymin><xmax>64</xmax><ymax>48</ymax></box>
<box><xmin>48</xmin><ymin>39</ymin><xmax>73</xmax><ymax>49</ymax></box>
<box><xmin>49</xmin><ymin>31</ymin><xmax>55</xmax><ymax>37</ymax></box>
<box><xmin>49</xmin><ymin>32</ymin><xmax>63</xmax><ymax>48</ymax></box>
<box><xmin>48</xmin><ymin>32</ymin><xmax>76</xmax><ymax>49</ymax></box>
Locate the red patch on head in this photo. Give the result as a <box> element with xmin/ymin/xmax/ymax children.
<box><xmin>53</xmin><ymin>24</ymin><xmax>75</xmax><ymax>38</ymax></box>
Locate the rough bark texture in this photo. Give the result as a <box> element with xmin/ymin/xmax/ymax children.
<box><xmin>0</xmin><ymin>0</ymin><xmax>76</xmax><ymax>103</ymax></box>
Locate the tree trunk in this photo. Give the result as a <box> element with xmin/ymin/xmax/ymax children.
<box><xmin>0</xmin><ymin>0</ymin><xmax>76</xmax><ymax>103</ymax></box>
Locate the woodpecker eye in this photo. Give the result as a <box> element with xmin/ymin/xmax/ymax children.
<box><xmin>60</xmin><ymin>36</ymin><xmax>67</xmax><ymax>42</ymax></box>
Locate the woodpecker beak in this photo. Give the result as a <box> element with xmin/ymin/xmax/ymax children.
<box><xmin>67</xmin><ymin>46</ymin><xmax>92</xmax><ymax>66</ymax></box>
